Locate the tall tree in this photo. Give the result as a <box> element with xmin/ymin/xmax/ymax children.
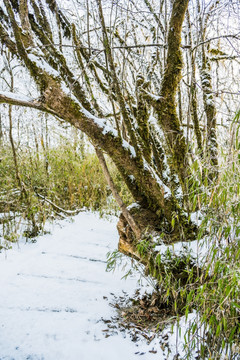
<box><xmin>0</xmin><ymin>0</ymin><xmax>238</xmax><ymax>261</ymax></box>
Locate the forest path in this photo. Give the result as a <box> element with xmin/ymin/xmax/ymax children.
<box><xmin>0</xmin><ymin>212</ymin><xmax>161</xmax><ymax>360</ymax></box>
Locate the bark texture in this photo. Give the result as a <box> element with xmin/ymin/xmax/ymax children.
<box><xmin>0</xmin><ymin>0</ymin><xmax>201</xmax><ymax>256</ymax></box>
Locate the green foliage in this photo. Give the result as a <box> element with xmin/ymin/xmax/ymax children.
<box><xmin>106</xmin><ymin>249</ymin><xmax>125</xmax><ymax>272</ymax></box>
<box><xmin>106</xmin><ymin>127</ymin><xmax>240</xmax><ymax>358</ymax></box>
<box><xmin>0</xmin><ymin>137</ymin><xmax>132</xmax><ymax>247</ymax></box>
<box><xmin>175</xmin><ymin>137</ymin><xmax>240</xmax><ymax>357</ymax></box>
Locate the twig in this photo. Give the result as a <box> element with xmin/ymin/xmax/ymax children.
<box><xmin>35</xmin><ymin>192</ymin><xmax>83</xmax><ymax>216</ymax></box>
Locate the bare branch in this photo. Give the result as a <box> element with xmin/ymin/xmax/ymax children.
<box><xmin>192</xmin><ymin>33</ymin><xmax>240</xmax><ymax>52</ymax></box>
<box><xmin>0</xmin><ymin>91</ymin><xmax>45</xmax><ymax>111</ymax></box>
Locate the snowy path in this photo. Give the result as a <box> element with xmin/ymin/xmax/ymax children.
<box><xmin>0</xmin><ymin>213</ymin><xmax>163</xmax><ymax>360</ymax></box>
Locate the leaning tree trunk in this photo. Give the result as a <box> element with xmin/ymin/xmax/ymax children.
<box><xmin>0</xmin><ymin>0</ymin><xmax>198</xmax><ymax>270</ymax></box>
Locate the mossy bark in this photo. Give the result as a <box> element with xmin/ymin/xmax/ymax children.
<box><xmin>200</xmin><ymin>58</ymin><xmax>218</xmax><ymax>169</ymax></box>
<box><xmin>186</xmin><ymin>11</ymin><xmax>203</xmax><ymax>155</ymax></box>
<box><xmin>0</xmin><ymin>0</ymin><xmax>198</xmax><ymax>249</ymax></box>
<box><xmin>153</xmin><ymin>0</ymin><xmax>191</xmax><ymax>194</ymax></box>
<box><xmin>197</xmin><ymin>0</ymin><xmax>218</xmax><ymax>178</ymax></box>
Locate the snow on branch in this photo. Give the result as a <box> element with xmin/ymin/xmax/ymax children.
<box><xmin>0</xmin><ymin>91</ymin><xmax>37</xmax><ymax>106</ymax></box>
<box><xmin>0</xmin><ymin>90</ymin><xmax>58</xmax><ymax>116</ymax></box>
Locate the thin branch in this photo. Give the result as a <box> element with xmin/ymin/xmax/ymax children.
<box><xmin>35</xmin><ymin>192</ymin><xmax>83</xmax><ymax>215</ymax></box>
<box><xmin>0</xmin><ymin>91</ymin><xmax>58</xmax><ymax>116</ymax></box>
<box><xmin>36</xmin><ymin>42</ymin><xmax>191</xmax><ymax>52</ymax></box>
<box><xmin>95</xmin><ymin>147</ymin><xmax>141</xmax><ymax>239</ymax></box>
<box><xmin>192</xmin><ymin>33</ymin><xmax>240</xmax><ymax>52</ymax></box>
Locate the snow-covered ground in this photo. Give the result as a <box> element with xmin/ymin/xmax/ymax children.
<box><xmin>0</xmin><ymin>212</ymin><xmax>192</xmax><ymax>360</ymax></box>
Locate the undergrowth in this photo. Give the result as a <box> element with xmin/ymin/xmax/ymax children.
<box><xmin>0</xmin><ymin>137</ymin><xmax>132</xmax><ymax>248</ymax></box>
<box><xmin>107</xmin><ymin>131</ymin><xmax>240</xmax><ymax>359</ymax></box>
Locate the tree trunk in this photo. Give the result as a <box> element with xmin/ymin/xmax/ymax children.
<box><xmin>0</xmin><ymin>0</ymin><xmax>200</xmax><ymax>261</ymax></box>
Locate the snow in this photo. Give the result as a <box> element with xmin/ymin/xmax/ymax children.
<box><xmin>206</xmin><ymin>98</ymin><xmax>214</xmax><ymax>106</ymax></box>
<box><xmin>0</xmin><ymin>213</ymin><xmax>138</xmax><ymax>359</ymax></box>
<box><xmin>128</xmin><ymin>175</ymin><xmax>135</xmax><ymax>182</ymax></box>
<box><xmin>143</xmin><ymin>160</ymin><xmax>172</xmax><ymax>198</ymax></box>
<box><xmin>0</xmin><ymin>90</ymin><xmax>34</xmax><ymax>103</ymax></box>
<box><xmin>28</xmin><ymin>54</ymin><xmax>60</xmax><ymax>79</ymax></box>
<box><xmin>80</xmin><ymin>107</ymin><xmax>118</xmax><ymax>138</ymax></box>
<box><xmin>79</xmin><ymin>107</ymin><xmax>137</xmax><ymax>159</ymax></box>
<box><xmin>127</xmin><ymin>202</ymin><xmax>140</xmax><ymax>210</ymax></box>
<box><xmin>143</xmin><ymin>91</ymin><xmax>162</xmax><ymax>102</ymax></box>
<box><xmin>201</xmin><ymin>79</ymin><xmax>210</xmax><ymax>85</ymax></box>
<box><xmin>153</xmin><ymin>234</ymin><xmax>210</xmax><ymax>267</ymax></box>
<box><xmin>122</xmin><ymin>139</ymin><xmax>136</xmax><ymax>158</ymax></box>
<box><xmin>0</xmin><ymin>212</ymin><xmax>199</xmax><ymax>360</ymax></box>
<box><xmin>190</xmin><ymin>210</ymin><xmax>202</xmax><ymax>226</ymax></box>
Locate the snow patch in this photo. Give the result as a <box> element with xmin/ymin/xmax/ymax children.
<box><xmin>122</xmin><ymin>139</ymin><xmax>136</xmax><ymax>157</ymax></box>
<box><xmin>28</xmin><ymin>54</ymin><xmax>60</xmax><ymax>78</ymax></box>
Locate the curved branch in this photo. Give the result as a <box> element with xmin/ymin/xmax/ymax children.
<box><xmin>192</xmin><ymin>33</ymin><xmax>240</xmax><ymax>52</ymax></box>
